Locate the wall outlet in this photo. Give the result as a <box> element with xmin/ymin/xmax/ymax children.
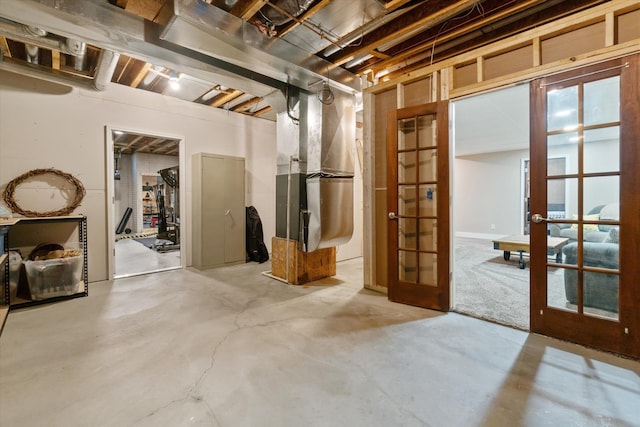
<box><xmin>490</xmin><ymin>224</ymin><xmax>496</xmax><ymax>230</ymax></box>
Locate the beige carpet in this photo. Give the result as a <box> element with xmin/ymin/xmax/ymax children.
<box><xmin>453</xmin><ymin>237</ymin><xmax>566</xmax><ymax>330</ymax></box>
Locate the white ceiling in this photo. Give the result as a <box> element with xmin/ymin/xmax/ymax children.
<box><xmin>453</xmin><ymin>84</ymin><xmax>530</xmax><ymax>157</ymax></box>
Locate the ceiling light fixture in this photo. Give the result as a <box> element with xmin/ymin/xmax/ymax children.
<box><xmin>168</xmin><ymin>71</ymin><xmax>180</xmax><ymax>90</ymax></box>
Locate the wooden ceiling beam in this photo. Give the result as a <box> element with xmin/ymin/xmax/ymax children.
<box><xmin>164</xmin><ymin>146</ymin><xmax>179</xmax><ymax>156</ymax></box>
<box><xmin>123</xmin><ymin>0</ymin><xmax>165</xmax><ymax>21</ymax></box>
<box><xmin>131</xmin><ymin>62</ymin><xmax>152</xmax><ymax>88</ymax></box>
<box><xmin>359</xmin><ymin>0</ymin><xmax>547</xmax><ymax>75</ymax></box>
<box><xmin>231</xmin><ymin>96</ymin><xmax>263</xmax><ymax>112</ymax></box>
<box><xmin>231</xmin><ymin>0</ymin><xmax>269</xmax><ymax>20</ymax></box>
<box><xmin>210</xmin><ymin>89</ymin><xmax>243</xmax><ymax>107</ymax></box>
<box><xmin>125</xmin><ymin>135</ymin><xmax>146</xmax><ymax>149</ymax></box>
<box><xmin>277</xmin><ymin>0</ymin><xmax>336</xmax><ymax>37</ymax></box>
<box><xmin>252</xmin><ymin>105</ymin><xmax>272</xmax><ymax>117</ymax></box>
<box><xmin>328</xmin><ymin>0</ymin><xmax>477</xmax><ymax>67</ymax></box>
<box><xmin>363</xmin><ymin>0</ymin><xmax>603</xmax><ymax>77</ymax></box>
<box><xmin>384</xmin><ymin>0</ymin><xmax>416</xmax><ymax>11</ymax></box>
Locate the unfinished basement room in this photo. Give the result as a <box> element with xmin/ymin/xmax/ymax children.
<box><xmin>1</xmin><ymin>1</ymin><xmax>639</xmax><ymax>426</ymax></box>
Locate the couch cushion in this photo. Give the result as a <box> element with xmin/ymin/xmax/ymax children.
<box><xmin>598</xmin><ymin>203</ymin><xmax>619</xmax><ymax>232</ymax></box>
<box><xmin>560</xmin><ymin>227</ymin><xmax>609</xmax><ymax>242</ymax></box>
<box><xmin>563</xmin><ymin>241</ymin><xmax>619</xmax><ymax>268</ymax></box>
<box><xmin>604</xmin><ymin>227</ymin><xmax>619</xmax><ymax>244</ymax></box>
<box><xmin>570</xmin><ymin>213</ymin><xmax>600</xmax><ymax>231</ymax></box>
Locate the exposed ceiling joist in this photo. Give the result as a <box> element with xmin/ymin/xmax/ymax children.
<box><xmin>231</xmin><ymin>96</ymin><xmax>263</xmax><ymax>111</ymax></box>
<box><xmin>328</xmin><ymin>0</ymin><xmax>479</xmax><ymax>67</ymax></box>
<box><xmin>277</xmin><ymin>0</ymin><xmax>336</xmax><ymax>37</ymax></box>
<box><xmin>210</xmin><ymin>89</ymin><xmax>243</xmax><ymax>107</ymax></box>
<box><xmin>231</xmin><ymin>0</ymin><xmax>269</xmax><ymax>20</ymax></box>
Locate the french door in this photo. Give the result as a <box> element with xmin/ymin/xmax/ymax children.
<box><xmin>530</xmin><ymin>55</ymin><xmax>640</xmax><ymax>358</ymax></box>
<box><xmin>387</xmin><ymin>102</ymin><xmax>450</xmax><ymax>310</ymax></box>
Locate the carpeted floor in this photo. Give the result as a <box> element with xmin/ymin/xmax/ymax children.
<box><xmin>453</xmin><ymin>237</ymin><xmax>566</xmax><ymax>330</ymax></box>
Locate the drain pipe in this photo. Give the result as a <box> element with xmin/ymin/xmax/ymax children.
<box><xmin>286</xmin><ymin>155</ymin><xmax>299</xmax><ymax>284</ymax></box>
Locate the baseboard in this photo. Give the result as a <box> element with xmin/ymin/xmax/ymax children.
<box><xmin>455</xmin><ymin>231</ymin><xmax>506</xmax><ymax>240</ymax></box>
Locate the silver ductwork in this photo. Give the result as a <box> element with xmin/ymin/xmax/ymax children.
<box><xmin>0</xmin><ymin>49</ymin><xmax>120</xmax><ymax>91</ymax></box>
<box><xmin>276</xmin><ymin>86</ymin><xmax>355</xmax><ymax>252</ymax></box>
<box><xmin>65</xmin><ymin>38</ymin><xmax>87</xmax><ymax>71</ymax></box>
<box><xmin>0</xmin><ymin>0</ymin><xmax>285</xmax><ymax>103</ymax></box>
<box><xmin>25</xmin><ymin>43</ymin><xmax>39</xmax><ymax>64</ymax></box>
<box><xmin>156</xmin><ymin>0</ymin><xmax>360</xmax><ymax>94</ymax></box>
<box><xmin>0</xmin><ymin>19</ymin><xmax>89</xmax><ymax>69</ymax></box>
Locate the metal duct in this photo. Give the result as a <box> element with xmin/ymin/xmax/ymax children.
<box><xmin>0</xmin><ymin>0</ymin><xmax>285</xmax><ymax>106</ymax></box>
<box><xmin>93</xmin><ymin>49</ymin><xmax>120</xmax><ymax>91</ymax></box>
<box><xmin>65</xmin><ymin>38</ymin><xmax>86</xmax><ymax>71</ymax></box>
<box><xmin>303</xmin><ymin>87</ymin><xmax>355</xmax><ymax>252</ymax></box>
<box><xmin>276</xmin><ymin>86</ymin><xmax>355</xmax><ymax>252</ymax></box>
<box><xmin>25</xmin><ymin>43</ymin><xmax>38</xmax><ymax>64</ymax></box>
<box><xmin>0</xmin><ymin>19</ymin><xmax>89</xmax><ymax>65</ymax></box>
<box><xmin>156</xmin><ymin>0</ymin><xmax>360</xmax><ymax>94</ymax></box>
<box><xmin>0</xmin><ymin>46</ymin><xmax>120</xmax><ymax>91</ymax></box>
<box><xmin>258</xmin><ymin>0</ymin><xmax>315</xmax><ymax>27</ymax></box>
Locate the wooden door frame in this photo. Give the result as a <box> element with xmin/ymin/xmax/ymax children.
<box><xmin>529</xmin><ymin>55</ymin><xmax>640</xmax><ymax>358</ymax></box>
<box><xmin>387</xmin><ymin>101</ymin><xmax>451</xmax><ymax>310</ymax></box>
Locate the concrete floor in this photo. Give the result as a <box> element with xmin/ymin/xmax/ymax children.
<box><xmin>1</xmin><ymin>258</ymin><xmax>638</xmax><ymax>427</ymax></box>
<box><xmin>115</xmin><ymin>237</ymin><xmax>180</xmax><ymax>277</ymax></box>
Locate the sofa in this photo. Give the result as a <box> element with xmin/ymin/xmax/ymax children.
<box><xmin>562</xmin><ymin>239</ymin><xmax>619</xmax><ymax>312</ymax></box>
<box><xmin>557</xmin><ymin>203</ymin><xmax>620</xmax><ymax>312</ymax></box>
<box><xmin>549</xmin><ymin>203</ymin><xmax>619</xmax><ymax>243</ymax></box>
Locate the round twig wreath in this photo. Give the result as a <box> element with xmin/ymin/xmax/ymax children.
<box><xmin>2</xmin><ymin>168</ymin><xmax>85</xmax><ymax>217</ymax></box>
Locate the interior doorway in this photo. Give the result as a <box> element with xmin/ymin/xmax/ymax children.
<box><xmin>452</xmin><ymin>84</ymin><xmax>531</xmax><ymax>329</ymax></box>
<box><xmin>106</xmin><ymin>127</ymin><xmax>185</xmax><ymax>278</ymax></box>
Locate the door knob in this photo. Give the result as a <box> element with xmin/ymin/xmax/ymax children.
<box><xmin>531</xmin><ymin>213</ymin><xmax>549</xmax><ymax>223</ymax></box>
<box><xmin>388</xmin><ymin>212</ymin><xmax>398</xmax><ymax>220</ymax></box>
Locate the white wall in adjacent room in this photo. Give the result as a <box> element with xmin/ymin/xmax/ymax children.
<box><xmin>454</xmin><ymin>138</ymin><xmax>620</xmax><ymax>237</ymax></box>
<box><xmin>0</xmin><ymin>70</ymin><xmax>277</xmax><ymax>282</ymax></box>
<box><xmin>454</xmin><ymin>149</ymin><xmax>527</xmax><ymax>237</ymax></box>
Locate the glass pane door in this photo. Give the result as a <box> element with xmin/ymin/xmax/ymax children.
<box><xmin>544</xmin><ymin>77</ymin><xmax>620</xmax><ymax>319</ymax></box>
<box><xmin>530</xmin><ymin>55</ymin><xmax>640</xmax><ymax>358</ymax></box>
<box><xmin>387</xmin><ymin>102</ymin><xmax>450</xmax><ymax>310</ymax></box>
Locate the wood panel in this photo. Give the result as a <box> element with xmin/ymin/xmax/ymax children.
<box><xmin>271</xmin><ymin>237</ymin><xmax>336</xmax><ymax>285</ymax></box>
<box><xmin>484</xmin><ymin>44</ymin><xmax>534</xmax><ymax>81</ymax></box>
<box><xmin>541</xmin><ymin>21</ymin><xmax>606</xmax><ymax>64</ymax></box>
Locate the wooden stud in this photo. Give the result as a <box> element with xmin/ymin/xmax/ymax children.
<box><xmin>431</xmin><ymin>71</ymin><xmax>439</xmax><ymax>102</ymax></box>
<box><xmin>396</xmin><ymin>83</ymin><xmax>405</xmax><ymax>108</ymax></box>
<box><xmin>476</xmin><ymin>56</ymin><xmax>484</xmax><ymax>83</ymax></box>
<box><xmin>1</xmin><ymin>36</ymin><xmax>11</xmax><ymax>58</ymax></box>
<box><xmin>533</xmin><ymin>37</ymin><xmax>541</xmax><ymax>67</ymax></box>
<box><xmin>51</xmin><ymin>50</ymin><xmax>60</xmax><ymax>70</ymax></box>
<box><xmin>605</xmin><ymin>11</ymin><xmax>615</xmax><ymax>47</ymax></box>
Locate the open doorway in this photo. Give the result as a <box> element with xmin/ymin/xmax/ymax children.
<box><xmin>452</xmin><ymin>85</ymin><xmax>532</xmax><ymax>329</ymax></box>
<box><xmin>106</xmin><ymin>128</ymin><xmax>184</xmax><ymax>278</ymax></box>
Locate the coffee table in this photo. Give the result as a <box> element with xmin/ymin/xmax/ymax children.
<box><xmin>492</xmin><ymin>235</ymin><xmax>569</xmax><ymax>269</ymax></box>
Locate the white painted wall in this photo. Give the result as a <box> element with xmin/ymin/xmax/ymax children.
<box><xmin>454</xmin><ymin>139</ymin><xmax>620</xmax><ymax>237</ymax></box>
<box><xmin>454</xmin><ymin>149</ymin><xmax>527</xmax><ymax>237</ymax></box>
<box><xmin>0</xmin><ymin>70</ymin><xmax>277</xmax><ymax>282</ymax></box>
<box><xmin>0</xmin><ymin>70</ymin><xmax>364</xmax><ymax>283</ymax></box>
